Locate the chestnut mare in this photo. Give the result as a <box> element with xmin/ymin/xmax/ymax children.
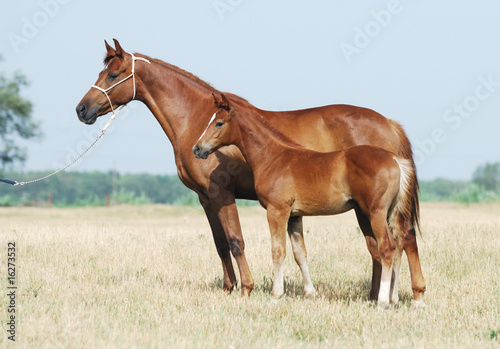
<box><xmin>75</xmin><ymin>39</ymin><xmax>425</xmax><ymax>303</ymax></box>
<box><xmin>193</xmin><ymin>95</ymin><xmax>417</xmax><ymax>307</ymax></box>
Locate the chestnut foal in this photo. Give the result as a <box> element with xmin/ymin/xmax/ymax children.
<box><xmin>194</xmin><ymin>95</ymin><xmax>419</xmax><ymax>308</ymax></box>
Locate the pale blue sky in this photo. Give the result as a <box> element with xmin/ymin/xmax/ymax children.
<box><xmin>1</xmin><ymin>1</ymin><xmax>499</xmax><ymax>180</ymax></box>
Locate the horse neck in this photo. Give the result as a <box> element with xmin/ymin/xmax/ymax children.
<box><xmin>232</xmin><ymin>108</ymin><xmax>301</xmax><ymax>173</ymax></box>
<box><xmin>134</xmin><ymin>57</ymin><xmax>216</xmax><ymax>152</ymax></box>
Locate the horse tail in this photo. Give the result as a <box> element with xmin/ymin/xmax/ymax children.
<box><xmin>388</xmin><ymin>120</ymin><xmax>421</xmax><ymax>235</ymax></box>
<box><xmin>389</xmin><ymin>157</ymin><xmax>419</xmax><ymax>236</ymax></box>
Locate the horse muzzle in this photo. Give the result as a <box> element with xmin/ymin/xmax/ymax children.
<box><xmin>76</xmin><ymin>103</ymin><xmax>98</xmax><ymax>125</ymax></box>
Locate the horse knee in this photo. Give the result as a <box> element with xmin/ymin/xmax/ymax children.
<box><xmin>228</xmin><ymin>238</ymin><xmax>245</xmax><ymax>258</ymax></box>
<box><xmin>272</xmin><ymin>246</ymin><xmax>285</xmax><ymax>262</ymax></box>
<box><xmin>379</xmin><ymin>237</ymin><xmax>396</xmax><ymax>263</ymax></box>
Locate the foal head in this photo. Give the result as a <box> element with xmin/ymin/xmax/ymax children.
<box><xmin>75</xmin><ymin>39</ymin><xmax>148</xmax><ymax>125</ymax></box>
<box><xmin>193</xmin><ymin>94</ymin><xmax>236</xmax><ymax>159</ymax></box>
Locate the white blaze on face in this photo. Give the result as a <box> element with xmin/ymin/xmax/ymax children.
<box><xmin>197</xmin><ymin>112</ymin><xmax>217</xmax><ymax>143</ymax></box>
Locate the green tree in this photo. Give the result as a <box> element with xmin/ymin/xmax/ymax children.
<box><xmin>472</xmin><ymin>162</ymin><xmax>500</xmax><ymax>191</ymax></box>
<box><xmin>0</xmin><ymin>55</ymin><xmax>41</xmax><ymax>166</ymax></box>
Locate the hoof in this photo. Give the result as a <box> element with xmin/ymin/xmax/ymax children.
<box><xmin>377</xmin><ymin>301</ymin><xmax>391</xmax><ymax>310</ymax></box>
<box><xmin>271</xmin><ymin>291</ymin><xmax>284</xmax><ymax>299</ymax></box>
<box><xmin>240</xmin><ymin>285</ymin><xmax>253</xmax><ymax>297</ymax></box>
<box><xmin>222</xmin><ymin>284</ymin><xmax>236</xmax><ymax>295</ymax></box>
<box><xmin>270</xmin><ymin>296</ymin><xmax>283</xmax><ymax>306</ymax></box>
<box><xmin>304</xmin><ymin>288</ymin><xmax>316</xmax><ymax>299</ymax></box>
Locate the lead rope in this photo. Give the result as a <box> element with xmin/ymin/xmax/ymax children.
<box><xmin>0</xmin><ymin>105</ymin><xmax>124</xmax><ymax>186</ymax></box>
<box><xmin>0</xmin><ymin>54</ymin><xmax>150</xmax><ymax>186</ymax></box>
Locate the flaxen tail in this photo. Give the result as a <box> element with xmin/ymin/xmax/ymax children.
<box><xmin>389</xmin><ymin>157</ymin><xmax>419</xmax><ymax>235</ymax></box>
<box><xmin>389</xmin><ymin>120</ymin><xmax>421</xmax><ymax>235</ymax></box>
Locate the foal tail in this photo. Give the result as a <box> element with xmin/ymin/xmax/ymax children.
<box><xmin>389</xmin><ymin>157</ymin><xmax>419</xmax><ymax>234</ymax></box>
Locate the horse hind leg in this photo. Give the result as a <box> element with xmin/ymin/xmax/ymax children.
<box><xmin>287</xmin><ymin>216</ymin><xmax>316</xmax><ymax>298</ymax></box>
<box><xmin>369</xmin><ymin>213</ymin><xmax>396</xmax><ymax>309</ymax></box>
<box><xmin>390</xmin><ymin>225</ymin><xmax>404</xmax><ymax>305</ymax></box>
<box><xmin>355</xmin><ymin>207</ymin><xmax>382</xmax><ymax>301</ymax></box>
<box><xmin>402</xmin><ymin>221</ymin><xmax>427</xmax><ymax>307</ymax></box>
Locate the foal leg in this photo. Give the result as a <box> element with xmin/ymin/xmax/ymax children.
<box><xmin>370</xmin><ymin>213</ymin><xmax>396</xmax><ymax>309</ymax></box>
<box><xmin>402</xmin><ymin>221</ymin><xmax>426</xmax><ymax>306</ymax></box>
<box><xmin>390</xmin><ymin>230</ymin><xmax>404</xmax><ymax>304</ymax></box>
<box><xmin>355</xmin><ymin>207</ymin><xmax>382</xmax><ymax>301</ymax></box>
<box><xmin>211</xmin><ymin>194</ymin><xmax>254</xmax><ymax>296</ymax></box>
<box><xmin>287</xmin><ymin>216</ymin><xmax>316</xmax><ymax>298</ymax></box>
<box><xmin>201</xmin><ymin>199</ymin><xmax>237</xmax><ymax>293</ymax></box>
<box><xmin>267</xmin><ymin>205</ymin><xmax>290</xmax><ymax>298</ymax></box>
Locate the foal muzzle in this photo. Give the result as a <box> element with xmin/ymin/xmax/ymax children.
<box><xmin>193</xmin><ymin>145</ymin><xmax>210</xmax><ymax>159</ymax></box>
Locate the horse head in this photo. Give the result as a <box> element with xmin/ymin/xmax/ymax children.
<box><xmin>193</xmin><ymin>93</ymin><xmax>234</xmax><ymax>159</ymax></box>
<box><xmin>75</xmin><ymin>39</ymin><xmax>147</xmax><ymax>125</ymax></box>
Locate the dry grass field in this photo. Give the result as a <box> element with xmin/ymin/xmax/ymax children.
<box><xmin>1</xmin><ymin>202</ymin><xmax>499</xmax><ymax>348</ymax></box>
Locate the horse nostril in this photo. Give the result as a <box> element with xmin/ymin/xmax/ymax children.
<box><xmin>77</xmin><ymin>104</ymin><xmax>87</xmax><ymax>117</ymax></box>
<box><xmin>193</xmin><ymin>145</ymin><xmax>201</xmax><ymax>157</ymax></box>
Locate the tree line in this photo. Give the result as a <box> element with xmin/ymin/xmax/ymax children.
<box><xmin>0</xmin><ymin>163</ymin><xmax>499</xmax><ymax>207</ymax></box>
<box><xmin>0</xmin><ymin>171</ymin><xmax>196</xmax><ymax>207</ymax></box>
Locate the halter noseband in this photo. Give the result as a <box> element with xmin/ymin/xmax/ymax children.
<box><xmin>92</xmin><ymin>53</ymin><xmax>151</xmax><ymax>113</ymax></box>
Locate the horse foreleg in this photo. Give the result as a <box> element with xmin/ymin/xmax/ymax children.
<box><xmin>201</xmin><ymin>196</ymin><xmax>237</xmax><ymax>293</ymax></box>
<box><xmin>212</xmin><ymin>195</ymin><xmax>254</xmax><ymax>296</ymax></box>
<box><xmin>287</xmin><ymin>216</ymin><xmax>316</xmax><ymax>298</ymax></box>
<box><xmin>402</xmin><ymin>221</ymin><xmax>426</xmax><ymax>306</ymax></box>
<box><xmin>267</xmin><ymin>205</ymin><xmax>290</xmax><ymax>298</ymax></box>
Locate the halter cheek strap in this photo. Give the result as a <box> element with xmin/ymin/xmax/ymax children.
<box><xmin>92</xmin><ymin>53</ymin><xmax>151</xmax><ymax>113</ymax></box>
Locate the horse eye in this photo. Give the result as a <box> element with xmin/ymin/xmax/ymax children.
<box><xmin>108</xmin><ymin>73</ymin><xmax>118</xmax><ymax>81</ymax></box>
<box><xmin>215</xmin><ymin>122</ymin><xmax>224</xmax><ymax>128</ymax></box>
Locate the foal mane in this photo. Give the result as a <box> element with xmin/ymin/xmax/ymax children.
<box><xmin>236</xmin><ymin>105</ymin><xmax>305</xmax><ymax>149</ymax></box>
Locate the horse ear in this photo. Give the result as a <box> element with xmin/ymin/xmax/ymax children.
<box><xmin>220</xmin><ymin>93</ymin><xmax>230</xmax><ymax>110</ymax></box>
<box><xmin>105</xmin><ymin>40</ymin><xmax>115</xmax><ymax>56</ymax></box>
<box><xmin>113</xmin><ymin>38</ymin><xmax>124</xmax><ymax>57</ymax></box>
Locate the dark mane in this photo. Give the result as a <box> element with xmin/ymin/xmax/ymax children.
<box><xmin>103</xmin><ymin>52</ymin><xmax>251</xmax><ymax>104</ymax></box>
<box><xmin>135</xmin><ymin>53</ymin><xmax>218</xmax><ymax>93</ymax></box>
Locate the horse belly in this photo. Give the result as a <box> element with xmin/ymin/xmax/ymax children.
<box><xmin>291</xmin><ymin>190</ymin><xmax>354</xmax><ymax>217</ymax></box>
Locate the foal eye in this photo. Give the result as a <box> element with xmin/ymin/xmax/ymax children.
<box><xmin>215</xmin><ymin>122</ymin><xmax>224</xmax><ymax>128</ymax></box>
<box><xmin>108</xmin><ymin>73</ymin><xmax>118</xmax><ymax>81</ymax></box>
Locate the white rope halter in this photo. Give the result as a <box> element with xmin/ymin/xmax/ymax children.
<box><xmin>92</xmin><ymin>53</ymin><xmax>151</xmax><ymax>114</ymax></box>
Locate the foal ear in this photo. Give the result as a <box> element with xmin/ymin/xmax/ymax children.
<box><xmin>113</xmin><ymin>38</ymin><xmax>124</xmax><ymax>58</ymax></box>
<box><xmin>220</xmin><ymin>93</ymin><xmax>230</xmax><ymax>110</ymax></box>
<box><xmin>212</xmin><ymin>93</ymin><xmax>219</xmax><ymax>106</ymax></box>
<box><xmin>105</xmin><ymin>40</ymin><xmax>115</xmax><ymax>56</ymax></box>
